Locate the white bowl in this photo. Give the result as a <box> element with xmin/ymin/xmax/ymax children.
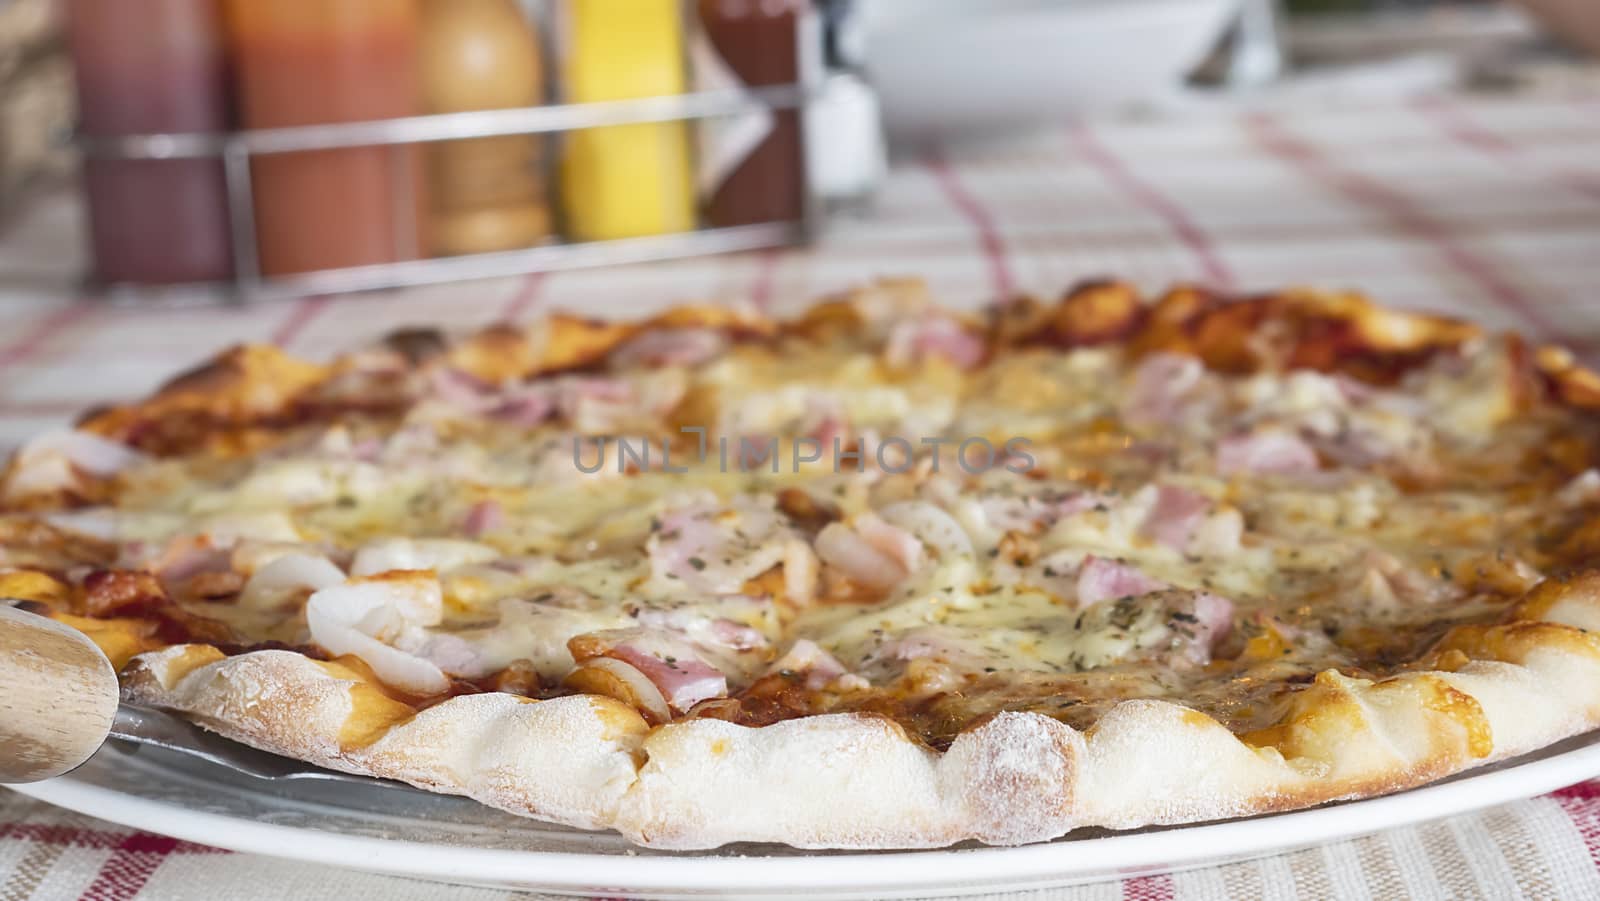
<box><xmin>858</xmin><ymin>0</ymin><xmax>1241</xmax><ymax>143</ymax></box>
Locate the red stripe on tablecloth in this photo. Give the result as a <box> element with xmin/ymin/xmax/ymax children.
<box><xmin>1413</xmin><ymin>96</ymin><xmax>1600</xmax><ymax>204</ymax></box>
<box><xmin>1553</xmin><ymin>785</ymin><xmax>1600</xmax><ymax>876</ymax></box>
<box><xmin>500</xmin><ymin>270</ymin><xmax>547</xmax><ymax>323</ymax></box>
<box><xmin>0</xmin><ymin>304</ymin><xmax>93</xmax><ymax>373</ymax></box>
<box><xmin>1412</xmin><ymin>95</ymin><xmax>1517</xmax><ymax>156</ymax></box>
<box><xmin>1122</xmin><ymin>872</ymin><xmax>1175</xmax><ymax>901</ymax></box>
<box><xmin>77</xmin><ymin>834</ymin><xmax>179</xmax><ymax>901</ymax></box>
<box><xmin>1069</xmin><ymin>122</ymin><xmax>1236</xmax><ymax>289</ymax></box>
<box><xmin>0</xmin><ymin>824</ymin><xmax>120</xmax><ymax>850</ymax></box>
<box><xmin>749</xmin><ymin>247</ymin><xmax>783</xmax><ymax>313</ymax></box>
<box><xmin>0</xmin><ymin>824</ymin><xmax>225</xmax><ymax>853</ymax></box>
<box><xmin>270</xmin><ymin>296</ymin><xmax>332</xmax><ymax>350</ymax></box>
<box><xmin>1245</xmin><ymin>112</ymin><xmax>1561</xmax><ymax>341</ymax></box>
<box><xmin>926</xmin><ymin>153</ymin><xmax>1017</xmax><ymax>300</ymax></box>
<box><xmin>1556</xmin><ymin>781</ymin><xmax>1600</xmax><ymax>801</ymax></box>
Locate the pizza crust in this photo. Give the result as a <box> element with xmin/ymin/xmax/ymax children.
<box><xmin>122</xmin><ymin>647</ymin><xmax>649</xmax><ymax>831</ymax></box>
<box><xmin>45</xmin><ymin>283</ymin><xmax>1600</xmax><ymax>848</ymax></box>
<box><xmin>116</xmin><ymin>573</ymin><xmax>1600</xmax><ymax>849</ymax></box>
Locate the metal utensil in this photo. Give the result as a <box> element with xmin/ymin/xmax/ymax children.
<box><xmin>106</xmin><ymin>704</ymin><xmax>398</xmax><ymax>787</ymax></box>
<box><xmin>1</xmin><ymin>603</ymin><xmax>400</xmax><ymax>788</ymax></box>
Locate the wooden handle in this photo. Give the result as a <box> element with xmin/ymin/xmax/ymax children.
<box><xmin>0</xmin><ymin>605</ymin><xmax>119</xmax><ymax>782</ymax></box>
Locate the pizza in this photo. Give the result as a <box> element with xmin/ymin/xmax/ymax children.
<box><xmin>6</xmin><ymin>279</ymin><xmax>1600</xmax><ymax>850</ymax></box>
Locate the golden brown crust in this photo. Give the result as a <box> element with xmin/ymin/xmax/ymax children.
<box><xmin>23</xmin><ymin>281</ymin><xmax>1600</xmax><ymax>849</ymax></box>
<box><xmin>76</xmin><ymin>345</ymin><xmax>328</xmax><ymax>454</ymax></box>
<box><xmin>69</xmin><ymin>283</ymin><xmax>1599</xmax><ymax>462</ymax></box>
<box><xmin>112</xmin><ymin>572</ymin><xmax>1600</xmax><ymax>848</ymax></box>
<box><xmin>1536</xmin><ymin>345</ymin><xmax>1600</xmax><ymax>411</ymax></box>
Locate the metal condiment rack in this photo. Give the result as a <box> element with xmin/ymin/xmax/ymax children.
<box><xmin>78</xmin><ymin>82</ymin><xmax>821</xmax><ymax>305</ymax></box>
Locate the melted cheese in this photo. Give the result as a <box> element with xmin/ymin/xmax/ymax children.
<box><xmin>19</xmin><ymin>326</ymin><xmax>1587</xmax><ymax>742</ymax></box>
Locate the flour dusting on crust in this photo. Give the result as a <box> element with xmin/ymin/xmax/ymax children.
<box><xmin>120</xmin><ymin>573</ymin><xmax>1600</xmax><ymax>849</ymax></box>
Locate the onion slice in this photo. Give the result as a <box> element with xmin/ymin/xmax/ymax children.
<box><xmin>877</xmin><ymin>501</ymin><xmax>974</xmax><ymax>561</ymax></box>
<box><xmin>305</xmin><ymin>575</ymin><xmax>449</xmax><ymax>695</ymax></box>
<box><xmin>241</xmin><ymin>553</ymin><xmax>345</xmax><ymax>608</ymax></box>
<box><xmin>815</xmin><ymin>522</ymin><xmax>902</xmax><ymax>589</ymax></box>
<box><xmin>565</xmin><ymin>656</ymin><xmax>673</xmax><ymax>724</ymax></box>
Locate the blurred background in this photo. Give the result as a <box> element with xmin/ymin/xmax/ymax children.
<box><xmin>0</xmin><ymin>0</ymin><xmax>1594</xmax><ymax>311</ymax></box>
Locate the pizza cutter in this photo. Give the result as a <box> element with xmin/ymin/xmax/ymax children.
<box><xmin>0</xmin><ymin>604</ymin><xmax>398</xmax><ymax>787</ymax></box>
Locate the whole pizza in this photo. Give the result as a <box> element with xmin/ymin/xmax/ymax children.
<box><xmin>6</xmin><ymin>279</ymin><xmax>1600</xmax><ymax>849</ymax></box>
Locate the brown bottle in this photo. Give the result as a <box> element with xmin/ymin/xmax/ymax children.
<box><xmin>227</xmin><ymin>0</ymin><xmax>425</xmax><ymax>276</ymax></box>
<box><xmin>695</xmin><ymin>0</ymin><xmax>810</xmax><ymax>228</ymax></box>
<box><xmin>66</xmin><ymin>0</ymin><xmax>233</xmax><ymax>284</ymax></box>
<box><xmin>419</xmin><ymin>0</ymin><xmax>550</xmax><ymax>256</ymax></box>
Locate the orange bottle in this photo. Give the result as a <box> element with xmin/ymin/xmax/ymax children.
<box><xmin>226</xmin><ymin>0</ymin><xmax>424</xmax><ymax>276</ymax></box>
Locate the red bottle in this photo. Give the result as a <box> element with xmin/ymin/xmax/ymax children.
<box><xmin>66</xmin><ymin>0</ymin><xmax>234</xmax><ymax>284</ymax></box>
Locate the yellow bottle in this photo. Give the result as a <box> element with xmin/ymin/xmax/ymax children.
<box><xmin>559</xmin><ymin>0</ymin><xmax>695</xmax><ymax>241</ymax></box>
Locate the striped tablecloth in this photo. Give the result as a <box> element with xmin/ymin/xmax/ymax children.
<box><xmin>1</xmin><ymin>86</ymin><xmax>1600</xmax><ymax>899</ymax></box>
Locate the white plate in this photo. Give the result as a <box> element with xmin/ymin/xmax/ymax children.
<box><xmin>17</xmin><ymin>731</ymin><xmax>1600</xmax><ymax>900</ymax></box>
